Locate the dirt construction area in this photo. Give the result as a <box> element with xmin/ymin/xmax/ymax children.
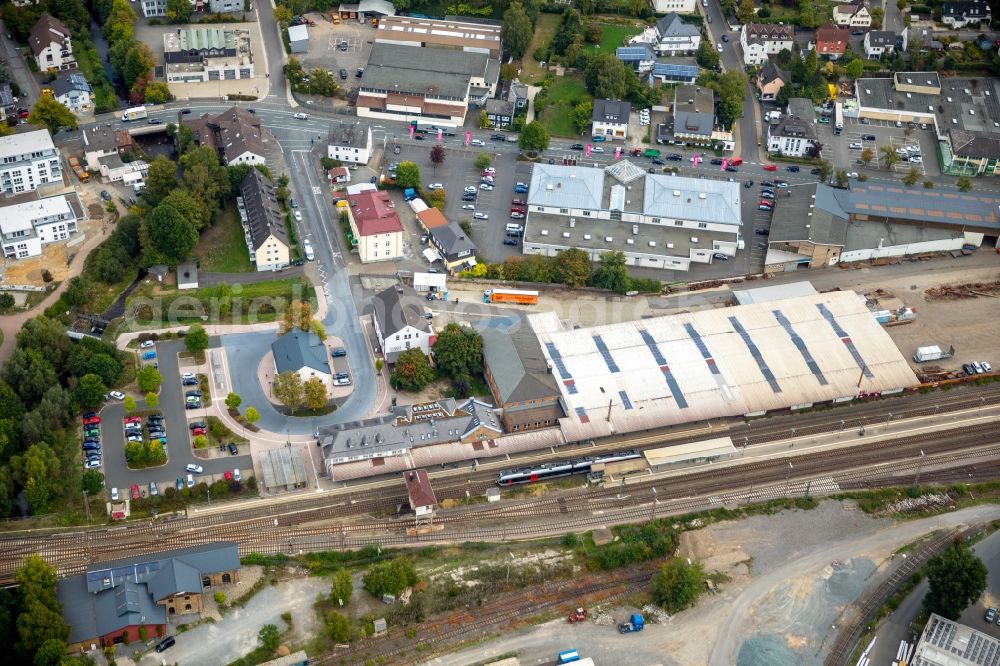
<box><xmin>431</xmin><ymin>502</ymin><xmax>1000</xmax><ymax>666</ymax></box>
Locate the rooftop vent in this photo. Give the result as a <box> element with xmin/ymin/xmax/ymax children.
<box><xmin>666</xmin><ymin>242</ymin><xmax>674</xmax><ymax>249</ymax></box>
<box><xmin>569</xmin><ymin>218</ymin><xmax>576</xmax><ymax>227</ymax></box>
<box><xmin>562</xmin><ymin>231</ymin><xmax>571</xmax><ymax>238</ymax></box>
<box><xmin>698</xmin><ymin>192</ymin><xmax>707</xmax><ymax>199</ymax></box>
<box><xmin>583</xmin><ymin>233</ymin><xmax>592</xmax><ymax>240</ymax></box>
<box><xmin>540</xmin><ymin>229</ymin><xmax>549</xmax><ymax>236</ymax></box>
<box><xmin>690</xmin><ymin>236</ymin><xmax>698</xmax><ymax>243</ymax></box>
<box><xmin>947</xmin><ymin>97</ymin><xmax>952</xmax><ymax>102</ymax></box>
<box><xmin>648</xmin><ymin>241</ymin><xmax>656</xmax><ymax>247</ymax></box>
<box><xmin>605</xmin><ymin>236</ymin><xmax>613</xmax><ymax>242</ymax></box>
<box><xmin>970</xmin><ymin>109</ymin><xmax>976</xmax><ymax>115</ymax></box>
<box><xmin>626</xmin><ymin>238</ymin><xmax>634</xmax><ymax>245</ymax></box>
<box><xmin>673</xmin><ymin>190</ymin><xmax>681</xmax><ymax>196</ymax></box>
<box><xmin>632</xmin><ymin>225</ymin><xmax>639</xmax><ymax>234</ymax></box>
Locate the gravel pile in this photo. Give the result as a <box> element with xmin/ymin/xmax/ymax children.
<box><xmin>642</xmin><ymin>604</ymin><xmax>670</xmax><ymax>624</ymax></box>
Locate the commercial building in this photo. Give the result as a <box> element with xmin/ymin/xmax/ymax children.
<box><xmin>142</xmin><ymin>0</ymin><xmax>244</xmax><ymax>18</ymax></box>
<box><xmin>767</xmin><ymin>115</ymin><xmax>819</xmax><ymax>157</ymax></box>
<box><xmin>755</xmin><ymin>61</ymin><xmax>789</xmax><ymax>101</ymax></box>
<box><xmin>476</xmin><ymin>316</ymin><xmax>566</xmax><ymax>433</ymax></box>
<box><xmin>357</xmin><ymin>42</ymin><xmax>499</xmax><ymax>127</ymax></box>
<box><xmin>763</xmin><ymin>182</ymin><xmax>999</xmax><ymax>270</ymax></box>
<box><xmin>0</xmin><ymin>193</ymin><xmax>81</xmax><ymax>259</ymax></box>
<box><xmin>832</xmin><ymin>0</ymin><xmax>872</xmax><ymax>27</ymax></box>
<box><xmin>29</xmin><ymin>14</ymin><xmax>75</xmax><ymax>71</ymax></box>
<box><xmin>318</xmin><ymin>397</ymin><xmax>501</xmax><ymax>472</ymax></box>
<box><xmin>327</xmin><ymin>122</ymin><xmax>373</xmax><ymax>164</ymax></box>
<box><xmin>336</xmin><ymin>0</ymin><xmax>396</xmax><ymax>22</ymax></box>
<box><xmin>163</xmin><ymin>27</ymin><xmax>255</xmax><ymax>83</ymax></box>
<box><xmin>372</xmin><ymin>284</ymin><xmax>433</xmax><ymax>362</ymax></box>
<box><xmin>237</xmin><ymin>169</ymin><xmax>290</xmax><ymax>271</ymax></box>
<box><xmin>650</xmin><ymin>0</ymin><xmax>698</xmax><ymax>13</ymax></box>
<box><xmin>271</xmin><ymin>330</ymin><xmax>332</xmax><ymax>394</ymax></box>
<box><xmin>374</xmin><ymin>15</ymin><xmax>502</xmax><ymax>58</ymax></box>
<box><xmin>182</xmin><ymin>106</ymin><xmax>265</xmax><ymax>166</ymax></box>
<box><xmin>911</xmin><ymin>613</ymin><xmax>1000</xmax><ymax>666</ymax></box>
<box><xmin>740</xmin><ymin>23</ymin><xmax>794</xmax><ymax>65</ymax></box>
<box><xmin>521</xmin><ymin>160</ymin><xmax>743</xmax><ymax>272</ymax></box>
<box><xmin>58</xmin><ymin>543</ymin><xmax>240</xmax><ymax>653</ymax></box>
<box><xmin>591</xmin><ymin>98</ymin><xmax>631</xmax><ymax>141</ymax></box>
<box><xmin>346</xmin><ymin>189</ymin><xmax>403</xmax><ymax>263</ymax></box>
<box><xmin>527</xmin><ymin>290</ymin><xmax>918</xmax><ymax>442</ymax></box>
<box><xmin>47</xmin><ymin>73</ymin><xmax>92</xmax><ymax>113</ymax></box>
<box><xmin>0</xmin><ymin>130</ymin><xmax>62</xmax><ymax>195</ymax></box>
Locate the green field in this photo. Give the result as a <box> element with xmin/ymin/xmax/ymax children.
<box><xmin>591</xmin><ymin>24</ymin><xmax>642</xmax><ymax>55</ymax></box>
<box><xmin>539</xmin><ymin>75</ymin><xmax>590</xmax><ymax>139</ymax></box>
<box><xmin>195</xmin><ymin>204</ymin><xmax>253</xmax><ymax>273</ymax></box>
<box><xmin>521</xmin><ymin>13</ymin><xmax>560</xmax><ymax>84</ymax></box>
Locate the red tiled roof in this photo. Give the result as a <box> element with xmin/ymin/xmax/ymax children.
<box><xmin>349</xmin><ymin>190</ymin><xmax>403</xmax><ymax>236</ymax></box>
<box><xmin>816</xmin><ymin>24</ymin><xmax>850</xmax><ymax>53</ymax></box>
<box><xmin>416</xmin><ymin>207</ymin><xmax>448</xmax><ymax>229</ymax></box>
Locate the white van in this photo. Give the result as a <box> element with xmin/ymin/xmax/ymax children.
<box><xmin>505</xmin><ymin>223</ymin><xmax>524</xmax><ymax>235</ymax></box>
<box><xmin>303</xmin><ymin>239</ymin><xmax>314</xmax><ymax>261</ymax></box>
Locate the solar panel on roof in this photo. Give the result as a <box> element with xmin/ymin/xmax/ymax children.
<box><xmin>772</xmin><ymin>310</ymin><xmax>828</xmax><ymax>386</ymax></box>
<box><xmin>638</xmin><ymin>329</ymin><xmax>689</xmax><ymax>409</ymax></box>
<box><xmin>619</xmin><ymin>391</ymin><xmax>633</xmax><ymax>410</ymax></box>
<box><xmin>652</xmin><ymin>63</ymin><xmax>699</xmax><ymax>75</ymax></box>
<box><xmin>592</xmin><ymin>335</ymin><xmax>620</xmax><ymax>373</ymax></box>
<box><xmin>816</xmin><ymin>303</ymin><xmax>874</xmax><ymax>379</ymax></box>
<box><xmin>683</xmin><ymin>323</ymin><xmax>720</xmax><ymax>375</ymax></box>
<box><xmin>545</xmin><ymin>342</ymin><xmax>571</xmax><ymax>379</ymax></box>
<box><xmin>728</xmin><ymin>317</ymin><xmax>782</xmax><ymax>393</ymax></box>
<box><xmin>575</xmin><ymin>406</ymin><xmax>590</xmax><ymax>423</ymax></box>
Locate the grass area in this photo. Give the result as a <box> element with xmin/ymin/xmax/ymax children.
<box><xmin>129</xmin><ymin>277</ymin><xmax>316</xmax><ymax>326</ymax></box>
<box><xmin>71</xmin><ymin>31</ymin><xmax>117</xmax><ymax>114</ymax></box>
<box><xmin>520</xmin><ymin>13</ymin><xmax>560</xmax><ymax>84</ymax></box>
<box><xmin>539</xmin><ymin>74</ymin><xmax>590</xmax><ymax>138</ymax></box>
<box><xmin>591</xmin><ymin>24</ymin><xmax>642</xmax><ymax>55</ymax></box>
<box><xmin>195</xmin><ymin>204</ymin><xmax>254</xmax><ymax>273</ymax></box>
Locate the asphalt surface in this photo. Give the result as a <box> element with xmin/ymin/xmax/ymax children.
<box><xmin>97</xmin><ymin>340</ymin><xmax>251</xmax><ymax>493</ymax></box>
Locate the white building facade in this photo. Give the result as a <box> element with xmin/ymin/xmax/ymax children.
<box><xmin>740</xmin><ymin>24</ymin><xmax>795</xmax><ymax>65</ymax></box>
<box><xmin>327</xmin><ymin>123</ymin><xmax>373</xmax><ymax>164</ymax></box>
<box><xmin>0</xmin><ymin>130</ymin><xmax>63</xmax><ymax>195</ymax></box>
<box><xmin>0</xmin><ymin>195</ymin><xmax>79</xmax><ymax>259</ymax></box>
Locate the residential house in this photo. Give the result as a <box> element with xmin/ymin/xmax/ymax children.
<box><xmin>787</xmin><ymin>97</ymin><xmax>817</xmax><ymax>123</ymax></box>
<box><xmin>767</xmin><ymin>115</ymin><xmax>820</xmax><ymax>157</ymax></box>
<box><xmin>415</xmin><ymin>207</ymin><xmax>448</xmax><ymax>234</ymax></box>
<box><xmin>669</xmin><ymin>84</ymin><xmax>715</xmax><ymax>145</ymax></box>
<box><xmin>58</xmin><ymin>543</ymin><xmax>240</xmax><ymax>653</ymax></box>
<box><xmin>142</xmin><ymin>0</ymin><xmax>243</xmax><ymax>17</ymax></box>
<box><xmin>237</xmin><ymin>169</ymin><xmax>290</xmax><ymax>272</ymax></box>
<box><xmin>755</xmin><ymin>61</ymin><xmax>789</xmax><ymax>101</ymax></box>
<box><xmin>652</xmin><ymin>12</ymin><xmax>701</xmax><ymax>55</ymax></box>
<box><xmin>1</xmin><ymin>194</ymin><xmax>80</xmax><ymax>260</ymax></box>
<box><xmin>591</xmin><ymin>98</ymin><xmax>631</xmax><ymax>141</ymax></box>
<box><xmin>181</xmin><ymin>106</ymin><xmax>266</xmax><ymax>166</ymax></box>
<box><xmin>0</xmin><ymin>84</ymin><xmax>15</xmax><ymax>123</ymax></box>
<box><xmin>0</xmin><ymin>130</ymin><xmax>62</xmax><ymax>195</ymax></box>
<box><xmin>740</xmin><ymin>23</ymin><xmax>794</xmax><ymax>65</ymax></box>
<box><xmin>271</xmin><ymin>330</ymin><xmax>332</xmax><ymax>395</ymax></box>
<box><xmin>346</xmin><ymin>189</ymin><xmax>403</xmax><ymax>263</ymax></box>
<box><xmin>864</xmin><ymin>30</ymin><xmax>897</xmax><ymax>58</ymax></box>
<box><xmin>941</xmin><ymin>1</ymin><xmax>991</xmax><ymax>28</ymax></box>
<box><xmin>476</xmin><ymin>317</ymin><xmax>566</xmax><ymax>433</ymax></box>
<box><xmin>815</xmin><ymin>23</ymin><xmax>850</xmax><ymax>59</ymax></box>
<box><xmin>47</xmin><ymin>73</ymin><xmax>92</xmax><ymax>113</ymax></box>
<box><xmin>328</xmin><ymin>166</ymin><xmax>350</xmax><ymax>184</ymax></box>
<box><xmin>29</xmin><ymin>14</ymin><xmax>75</xmax><ymax>71</ymax></box>
<box><xmin>372</xmin><ymin>284</ymin><xmax>432</xmax><ymax>363</ymax></box>
<box><xmin>327</xmin><ymin>122</ymin><xmax>373</xmax><ymax>165</ymax></box>
<box><xmin>832</xmin><ymin>0</ymin><xmax>871</xmax><ymax>28</ymax></box>
<box><xmin>485</xmin><ymin>98</ymin><xmax>514</xmax><ymax>128</ymax></box>
<box><xmin>428</xmin><ymin>221</ymin><xmax>477</xmax><ymax>273</ymax></box>
<box><xmin>650</xmin><ymin>0</ymin><xmax>698</xmax><ymax>13</ymax></box>
<box><xmin>507</xmin><ymin>80</ymin><xmax>529</xmax><ymax>110</ymax></box>
<box><xmin>650</xmin><ymin>61</ymin><xmax>699</xmax><ymax>84</ymax></box>
<box><xmin>83</xmin><ymin>127</ymin><xmax>148</xmax><ymax>184</ymax></box>
<box><xmin>616</xmin><ymin>45</ymin><xmax>656</xmax><ymax>73</ymax></box>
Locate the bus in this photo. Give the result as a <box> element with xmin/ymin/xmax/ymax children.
<box><xmin>411</xmin><ymin>120</ymin><xmax>456</xmax><ymax>137</ymax></box>
<box><xmin>834</xmin><ymin>102</ymin><xmax>844</xmax><ymax>135</ymax></box>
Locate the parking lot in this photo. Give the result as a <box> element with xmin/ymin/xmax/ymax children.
<box><xmin>824</xmin><ymin>117</ymin><xmax>940</xmax><ymax>178</ymax></box>
<box><xmin>293</xmin><ymin>14</ymin><xmax>373</xmax><ymax>91</ymax></box>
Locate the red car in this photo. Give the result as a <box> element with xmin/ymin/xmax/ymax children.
<box><xmin>123</xmin><ymin>415</ymin><xmax>142</xmax><ymax>424</ymax></box>
<box><xmin>730</xmin><ymin>157</ymin><xmax>743</xmax><ymax>166</ymax></box>
<box><xmin>191</xmin><ymin>427</ymin><xmax>207</xmax><ymax>436</ymax></box>
<box><xmin>759</xmin><ymin>201</ymin><xmax>774</xmax><ymax>208</ymax></box>
<box><xmin>224</xmin><ymin>471</ymin><xmax>233</xmax><ymax>481</ymax></box>
<box><xmin>83</xmin><ymin>416</ymin><xmax>101</xmax><ymax>425</ymax></box>
<box><xmin>763</xmin><ymin>164</ymin><xmax>777</xmax><ymax>171</ymax></box>
<box><xmin>130</xmin><ymin>484</ymin><xmax>140</xmax><ymax>500</ymax></box>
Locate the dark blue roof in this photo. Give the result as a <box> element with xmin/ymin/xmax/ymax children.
<box><xmin>652</xmin><ymin>63</ymin><xmax>699</xmax><ymax>77</ymax></box>
<box><xmin>616</xmin><ymin>46</ymin><xmax>654</xmax><ymax>62</ymax></box>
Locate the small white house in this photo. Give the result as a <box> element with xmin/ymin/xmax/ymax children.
<box><xmin>288</xmin><ymin>24</ymin><xmax>309</xmax><ymax>54</ymax></box>
<box><xmin>372</xmin><ymin>284</ymin><xmax>432</xmax><ymax>363</ymax></box>
<box><xmin>591</xmin><ymin>99</ymin><xmax>631</xmax><ymax>141</ymax></box>
<box><xmin>740</xmin><ymin>23</ymin><xmax>795</xmax><ymax>66</ymax></box>
<box><xmin>271</xmin><ymin>329</ymin><xmax>333</xmax><ymax>395</ymax></box>
<box><xmin>328</xmin><ymin>123</ymin><xmax>373</xmax><ymax>165</ymax></box>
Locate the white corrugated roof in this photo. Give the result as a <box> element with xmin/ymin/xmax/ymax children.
<box><xmin>643</xmin><ymin>174</ymin><xmax>742</xmax><ymax>226</ymax></box>
<box><xmin>529</xmin><ymin>290</ymin><xmax>918</xmax><ymax>440</ymax></box>
<box><xmin>732</xmin><ymin>281</ymin><xmax>818</xmax><ymax>305</ymax></box>
<box><xmin>528</xmin><ymin>163</ymin><xmax>605</xmax><ymax>210</ymax></box>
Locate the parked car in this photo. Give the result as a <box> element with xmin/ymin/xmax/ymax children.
<box><xmin>293</xmin><ymin>112</ymin><xmax>308</xmax><ymax>120</ymax></box>
<box><xmin>140</xmin><ymin>340</ymin><xmax>155</xmax><ymax>349</ymax></box>
<box><xmin>758</xmin><ymin>204</ymin><xmax>773</xmax><ymax>211</ymax></box>
<box><xmin>725</xmin><ymin>165</ymin><xmax>738</xmax><ymax>172</ymax></box>
<box><xmin>763</xmin><ymin>164</ymin><xmax>777</xmax><ymax>171</ymax></box>
<box><xmin>762</xmin><ymin>180</ymin><xmax>775</xmax><ymax>187</ymax></box>
<box><xmin>473</xmin><ymin>212</ymin><xmax>488</xmax><ymax>220</ymax></box>
<box><xmin>149</xmin><ymin>482</ymin><xmax>158</xmax><ymax>497</ymax></box>
<box><xmin>987</xmin><ymin>608</ymin><xmax>998</xmax><ymax>624</ymax></box>
<box><xmin>186</xmin><ymin>474</ymin><xmax>195</xmax><ymax>488</ymax></box>
<box><xmin>712</xmin><ymin>252</ymin><xmax>729</xmax><ymax>260</ymax></box>
<box><xmin>786</xmin><ymin>165</ymin><xmax>800</xmax><ymax>173</ymax></box>
<box><xmin>186</xmin><ymin>463</ymin><xmax>204</xmax><ymax>474</ymax></box>
<box><xmin>130</xmin><ymin>484</ymin><xmax>140</xmax><ymax>500</ymax></box>
<box><xmin>760</xmin><ymin>191</ymin><xmax>775</xmax><ymax>199</ymax></box>
<box><xmin>848</xmin><ymin>143</ymin><xmax>862</xmax><ymax>150</ymax></box>
<box><xmin>233</xmin><ymin>468</ymin><xmax>242</xmax><ymax>482</ymax></box>
<box><xmin>141</xmin><ymin>351</ymin><xmax>156</xmax><ymax>360</ymax></box>
<box><xmin>503</xmin><ymin>238</ymin><xmax>519</xmax><ymax>246</ymax></box>
<box><xmin>339</xmin><ymin>68</ymin><xmax>347</xmax><ymax>80</ymax></box>
<box><xmin>755</xmin><ymin>227</ymin><xmax>769</xmax><ymax>235</ymax></box>
<box><xmin>84</xmin><ymin>459</ymin><xmax>102</xmax><ymax>469</ymax></box>
<box><xmin>110</xmin><ymin>487</ymin><xmax>119</xmax><ymax>501</ymax></box>
<box><xmin>480</xmin><ymin>183</ymin><xmax>494</xmax><ymax>191</ymax></box>
<box><xmin>228</xmin><ymin>442</ymin><xmax>239</xmax><ymax>455</ymax></box>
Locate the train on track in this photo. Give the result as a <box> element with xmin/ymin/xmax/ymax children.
<box><xmin>497</xmin><ymin>450</ymin><xmax>643</xmax><ymax>485</ymax></box>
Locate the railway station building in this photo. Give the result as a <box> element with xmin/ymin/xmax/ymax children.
<box><xmin>527</xmin><ymin>290</ymin><xmax>918</xmax><ymax>443</ymax></box>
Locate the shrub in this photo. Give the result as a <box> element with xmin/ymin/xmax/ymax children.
<box><xmin>214</xmin><ymin>591</ymin><xmax>226</xmax><ymax>604</ymax></box>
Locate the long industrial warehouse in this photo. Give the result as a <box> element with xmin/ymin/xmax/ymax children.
<box><xmin>528</xmin><ymin>290</ymin><xmax>919</xmax><ymax>442</ymax></box>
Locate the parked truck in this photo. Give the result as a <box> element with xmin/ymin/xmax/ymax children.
<box><xmin>403</xmin><ymin>188</ymin><xmax>418</xmax><ymax>201</ymax></box>
<box><xmin>482</xmin><ymin>288</ymin><xmax>539</xmax><ymax>305</ymax></box>
<box><xmin>557</xmin><ymin>650</ymin><xmax>594</xmax><ymax>664</ymax></box>
<box><xmin>68</xmin><ymin>156</ymin><xmax>89</xmax><ymax>182</ymax></box>
<box><xmin>913</xmin><ymin>345</ymin><xmax>955</xmax><ymax>363</ymax></box>
<box><xmin>618</xmin><ymin>613</ymin><xmax>645</xmax><ymax>634</ymax></box>
<box><xmin>121</xmin><ymin>106</ymin><xmax>147</xmax><ymax>122</ymax></box>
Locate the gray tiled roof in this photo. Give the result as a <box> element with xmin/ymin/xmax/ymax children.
<box><xmin>768</xmin><ymin>183</ymin><xmax>849</xmax><ymax>246</ymax></box>
<box><xmin>949</xmin><ymin>128</ymin><xmax>1000</xmax><ymax>159</ymax></box>
<box><xmin>271</xmin><ymin>329</ymin><xmax>330</xmax><ymax>375</ymax></box>
<box><xmin>362</xmin><ymin>42</ymin><xmax>489</xmax><ymax>99</ymax></box>
<box><xmin>867</xmin><ymin>30</ymin><xmax>896</xmax><ymax>47</ymax></box>
<box><xmin>656</xmin><ymin>12</ymin><xmax>700</xmax><ymax>39</ymax></box>
<box><xmin>329</xmin><ymin>122</ymin><xmax>369</xmax><ymax>149</ymax></box>
<box><xmin>758</xmin><ymin>61</ymin><xmax>789</xmax><ymax>86</ymax></box>
<box><xmin>592</xmin><ymin>98</ymin><xmax>631</xmax><ymax>123</ymax></box>
<box><xmin>430</xmin><ymin>220</ymin><xmax>477</xmax><ymax>261</ymax></box>
<box><xmin>373</xmin><ymin>285</ymin><xmax>430</xmax><ymax>338</ymax></box>
<box><xmin>239</xmin><ymin>169</ymin><xmax>288</xmax><ymax>251</ymax></box>
<box><xmin>771</xmin><ymin>115</ymin><xmax>817</xmax><ymax>141</ymax></box>
<box><xmin>476</xmin><ymin>316</ymin><xmax>561</xmax><ymax>405</ymax></box>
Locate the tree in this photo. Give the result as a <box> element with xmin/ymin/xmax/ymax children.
<box><xmin>33</xmin><ymin>638</ymin><xmax>67</xmax><ymax>666</ymax></box>
<box><xmin>590</xmin><ymin>250</ymin><xmax>631</xmax><ymax>294</ymax></box>
<box><xmin>4</xmin><ymin>348</ymin><xmax>57</xmax><ymax>405</ymax></box>
<box><xmin>144</xmin><ymin>81</ymin><xmax>170</xmax><ymax>104</ymax></box>
<box><xmin>569</xmin><ymin>101</ymin><xmax>593</xmax><ymax>135</ymax></box>
<box><xmin>477</xmin><ymin>108</ymin><xmax>490</xmax><ymax>129</ymax></box>
<box><xmin>816</xmin><ymin>160</ymin><xmax>833</xmax><ymax>183</ymax></box>
<box><xmin>432</xmin><ymin>323</ymin><xmax>484</xmax><ymax>379</ymax></box>
<box><xmin>164</xmin><ymin>0</ymin><xmax>194</xmax><ymax>21</ymax></box>
<box><xmin>362</xmin><ymin>557</ymin><xmax>418</xmax><ymax>598</ymax></box>
<box><xmin>81</xmin><ymin>469</ymin><xmax>104</xmax><ymax>496</ymax></box>
<box><xmin>860</xmin><ymin>147</ymin><xmax>874</xmax><ymax>166</ymax></box>
<box><xmin>554</xmin><ymin>247</ymin><xmax>592</xmax><ymax>287</ymax></box>
<box><xmin>879</xmin><ymin>145</ymin><xmax>900</xmax><ymax>169</ymax></box>
<box><xmin>28</xmin><ymin>95</ymin><xmax>77</xmax><ymax>135</ymax></box>
<box><xmin>136</xmin><ymin>366</ymin><xmax>163</xmax><ymax>393</ymax></box>
<box><xmin>429</xmin><ymin>144</ymin><xmax>446</xmax><ymax>173</ymax></box>
<box><xmin>330</xmin><ymin>568</ymin><xmax>353</xmax><ymax>606</ymax></box>
<box><xmin>303</xmin><ymin>377</ymin><xmax>328</xmax><ymax>410</ymax></box>
<box><xmin>122</xmin><ymin>43</ymin><xmax>155</xmax><ymax>89</ymax></box>
<box><xmin>15</xmin><ymin>555</ymin><xmax>69</xmax><ymax>660</ymax></box>
<box><xmin>903</xmin><ymin>166</ymin><xmax>921</xmax><ymax>186</ymax></box>
<box><xmin>143</xmin><ymin>156</ymin><xmax>179</xmax><ymax>206</ymax></box>
<box><xmin>502</xmin><ymin>2</ymin><xmax>533</xmax><ymax>58</ymax></box>
<box><xmin>499</xmin><ymin>63</ymin><xmax>518</xmax><ymax>83</ymax></box>
<box><xmin>550</xmin><ymin>8</ymin><xmax>583</xmax><ymax>55</ymax></box>
<box><xmin>696</xmin><ymin>41</ymin><xmax>720</xmax><ymax>70</ymax></box>
<box><xmin>389</xmin><ymin>348</ymin><xmax>435</xmax><ymax>392</ymax></box>
<box><xmin>585</xmin><ymin>53</ymin><xmax>628</xmax><ymax>100</ymax></box>
<box><xmin>273</xmin><ymin>4</ymin><xmax>292</xmax><ymax>24</ymax></box>
<box><xmin>258</xmin><ymin>624</ymin><xmax>281</xmax><ymax>653</ymax></box>
<box><xmin>870</xmin><ymin>6</ymin><xmax>884</xmax><ymax>28</ymax></box>
<box><xmin>225</xmin><ymin>392</ymin><xmax>242</xmax><ymax>411</ymax></box>
<box><xmin>0</xmin><ymin>293</ymin><xmax>15</xmax><ymax>312</ymax></box>
<box><xmin>245</xmin><ymin>406</ymin><xmax>260</xmax><ymax>429</ymax></box>
<box><xmin>307</xmin><ymin>68</ymin><xmax>338</xmax><ymax>97</ymax></box>
<box><xmin>519</xmin><ymin>121</ymin><xmax>550</xmax><ymax>152</ymax></box>
<box><xmin>845</xmin><ymin>59</ymin><xmax>864</xmax><ymax>79</ymax></box>
<box><xmin>711</xmin><ymin>70</ymin><xmax>748</xmax><ymax>130</ymax></box>
<box><xmin>273</xmin><ymin>371</ymin><xmax>305</xmax><ymax>413</ymax></box>
<box><xmin>835</xmin><ymin>170</ymin><xmax>849</xmax><ymax>188</ymax></box>
<box><xmin>394</xmin><ymin>161</ymin><xmax>420</xmax><ymax>189</ymax></box>
<box><xmin>145</xmin><ymin>392</ymin><xmax>158</xmax><ymax>409</ymax></box>
<box><xmin>651</xmin><ymin>557</ymin><xmax>706</xmax><ymax>613</ymax></box>
<box><xmin>924</xmin><ymin>540</ymin><xmax>988</xmax><ymax>620</ymax></box>
<box><xmin>17</xmin><ymin>316</ymin><xmax>72</xmax><ymax>368</ymax></box>
<box><xmin>123</xmin><ymin>395</ymin><xmax>136</xmax><ymax>414</ymax></box>
<box><xmin>162</xmin><ymin>190</ymin><xmax>211</xmax><ymax>232</ymax></box>
<box><xmin>280</xmin><ymin>300</ymin><xmax>313</xmax><ymax>334</ymax></box>
<box><xmin>326</xmin><ymin>611</ymin><xmax>350</xmax><ymax>642</ymax></box>
<box><xmin>185</xmin><ymin>324</ymin><xmax>209</xmax><ymax>354</ymax></box>
<box><xmin>474</xmin><ymin>153</ymin><xmax>492</xmax><ymax>170</ymax></box>
<box><xmin>143</xmin><ymin>202</ymin><xmax>198</xmax><ymax>264</ymax></box>
<box><xmin>957</xmin><ymin>176</ymin><xmax>973</xmax><ymax>192</ymax></box>
<box><xmin>737</xmin><ymin>0</ymin><xmax>756</xmax><ymax>23</ymax></box>
<box><xmin>426</xmin><ymin>187</ymin><xmax>446</xmax><ymax>210</ymax></box>
<box><xmin>74</xmin><ymin>374</ymin><xmax>107</xmax><ymax>408</ymax></box>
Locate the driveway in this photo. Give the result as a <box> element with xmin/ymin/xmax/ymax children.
<box><xmin>99</xmin><ymin>339</ymin><xmax>251</xmax><ymax>494</ymax></box>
